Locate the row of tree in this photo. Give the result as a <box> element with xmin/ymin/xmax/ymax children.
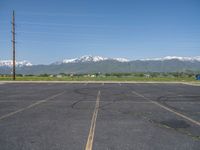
<box><xmin>1</xmin><ymin>72</ymin><xmax>198</xmax><ymax>78</ymax></box>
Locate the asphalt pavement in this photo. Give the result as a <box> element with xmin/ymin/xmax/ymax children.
<box><xmin>0</xmin><ymin>83</ymin><xmax>199</xmax><ymax>150</ymax></box>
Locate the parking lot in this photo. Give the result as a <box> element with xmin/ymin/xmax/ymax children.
<box><xmin>0</xmin><ymin>83</ymin><xmax>199</xmax><ymax>150</ymax></box>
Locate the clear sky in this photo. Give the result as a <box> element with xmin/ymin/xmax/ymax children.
<box><xmin>0</xmin><ymin>0</ymin><xmax>200</xmax><ymax>64</ymax></box>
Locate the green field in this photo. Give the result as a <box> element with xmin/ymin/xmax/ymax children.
<box><xmin>0</xmin><ymin>76</ymin><xmax>198</xmax><ymax>82</ymax></box>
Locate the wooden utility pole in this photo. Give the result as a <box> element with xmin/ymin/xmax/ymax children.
<box><xmin>12</xmin><ymin>10</ymin><xmax>16</xmax><ymax>80</ymax></box>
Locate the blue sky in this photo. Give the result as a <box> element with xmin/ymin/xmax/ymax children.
<box><xmin>0</xmin><ymin>0</ymin><xmax>200</xmax><ymax>64</ymax></box>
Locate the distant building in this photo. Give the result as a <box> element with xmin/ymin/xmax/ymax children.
<box><xmin>196</xmin><ymin>74</ymin><xmax>200</xmax><ymax>80</ymax></box>
<box><xmin>144</xmin><ymin>74</ymin><xmax>150</xmax><ymax>78</ymax></box>
<box><xmin>90</xmin><ymin>75</ymin><xmax>96</xmax><ymax>78</ymax></box>
<box><xmin>56</xmin><ymin>75</ymin><xmax>62</xmax><ymax>78</ymax></box>
<box><xmin>70</xmin><ymin>73</ymin><xmax>74</xmax><ymax>77</ymax></box>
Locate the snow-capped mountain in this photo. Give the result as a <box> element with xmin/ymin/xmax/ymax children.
<box><xmin>55</xmin><ymin>55</ymin><xmax>200</xmax><ymax>64</ymax></box>
<box><xmin>1</xmin><ymin>56</ymin><xmax>199</xmax><ymax>68</ymax></box>
<box><xmin>0</xmin><ymin>60</ymin><xmax>32</xmax><ymax>67</ymax></box>
<box><xmin>1</xmin><ymin>55</ymin><xmax>200</xmax><ymax>74</ymax></box>
<box><xmin>113</xmin><ymin>58</ymin><xmax>129</xmax><ymax>62</ymax></box>
<box><xmin>63</xmin><ymin>55</ymin><xmax>108</xmax><ymax>63</ymax></box>
<box><xmin>141</xmin><ymin>56</ymin><xmax>200</xmax><ymax>62</ymax></box>
<box><xmin>54</xmin><ymin>55</ymin><xmax>129</xmax><ymax>64</ymax></box>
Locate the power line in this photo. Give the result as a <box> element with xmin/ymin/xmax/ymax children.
<box><xmin>12</xmin><ymin>10</ymin><xmax>16</xmax><ymax>80</ymax></box>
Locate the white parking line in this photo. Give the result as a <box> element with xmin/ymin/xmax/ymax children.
<box><xmin>132</xmin><ymin>90</ymin><xmax>200</xmax><ymax>127</ymax></box>
<box><xmin>102</xmin><ymin>83</ymin><xmax>104</xmax><ymax>86</ymax></box>
<box><xmin>0</xmin><ymin>91</ymin><xmax>65</xmax><ymax>121</ymax></box>
<box><xmin>118</xmin><ymin>83</ymin><xmax>122</xmax><ymax>86</ymax></box>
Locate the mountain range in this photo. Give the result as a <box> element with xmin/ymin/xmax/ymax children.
<box><xmin>0</xmin><ymin>55</ymin><xmax>200</xmax><ymax>74</ymax></box>
<box><xmin>0</xmin><ymin>60</ymin><xmax>33</xmax><ymax>67</ymax></box>
<box><xmin>53</xmin><ymin>55</ymin><xmax>129</xmax><ymax>65</ymax></box>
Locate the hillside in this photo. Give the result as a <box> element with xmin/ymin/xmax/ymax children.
<box><xmin>1</xmin><ymin>55</ymin><xmax>200</xmax><ymax>74</ymax></box>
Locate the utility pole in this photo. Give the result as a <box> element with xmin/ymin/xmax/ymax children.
<box><xmin>12</xmin><ymin>10</ymin><xmax>16</xmax><ymax>80</ymax></box>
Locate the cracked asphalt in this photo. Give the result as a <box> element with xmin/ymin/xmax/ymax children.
<box><xmin>0</xmin><ymin>83</ymin><xmax>199</xmax><ymax>150</ymax></box>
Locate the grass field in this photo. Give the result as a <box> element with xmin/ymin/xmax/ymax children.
<box><xmin>0</xmin><ymin>76</ymin><xmax>199</xmax><ymax>82</ymax></box>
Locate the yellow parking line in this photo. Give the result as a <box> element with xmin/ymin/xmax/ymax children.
<box><xmin>85</xmin><ymin>90</ymin><xmax>101</xmax><ymax>150</ymax></box>
<box><xmin>132</xmin><ymin>90</ymin><xmax>200</xmax><ymax>127</ymax></box>
<box><xmin>0</xmin><ymin>91</ymin><xmax>65</xmax><ymax>121</ymax></box>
